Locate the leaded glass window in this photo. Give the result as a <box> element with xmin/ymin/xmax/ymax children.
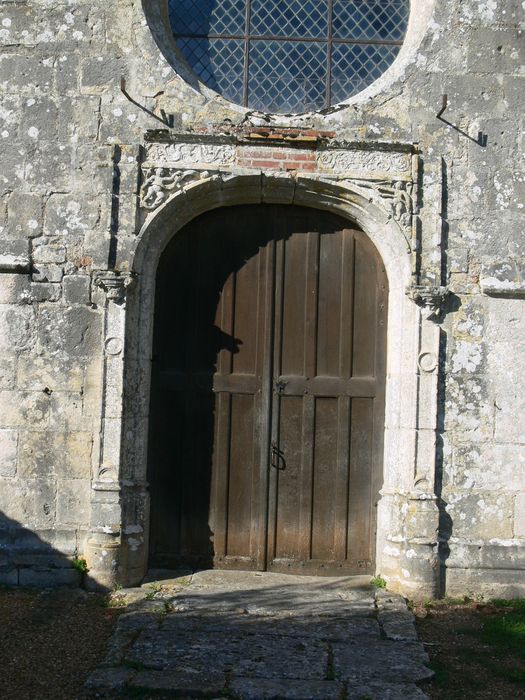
<box><xmin>169</xmin><ymin>0</ymin><xmax>410</xmax><ymax>113</ymax></box>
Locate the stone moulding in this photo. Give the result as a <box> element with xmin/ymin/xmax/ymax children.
<box><xmin>0</xmin><ymin>254</ymin><xmax>31</xmax><ymax>274</ymax></box>
<box><xmin>82</xmin><ymin>169</ymin><xmax>446</xmax><ymax>600</ymax></box>
<box><xmin>480</xmin><ymin>261</ymin><xmax>525</xmax><ymax>298</ymax></box>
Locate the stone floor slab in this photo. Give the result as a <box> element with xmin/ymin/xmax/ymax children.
<box><xmin>84</xmin><ymin>570</ymin><xmax>431</xmax><ymax>698</ymax></box>
<box><xmin>230</xmin><ymin>677</ymin><xmax>345</xmax><ymax>699</ymax></box>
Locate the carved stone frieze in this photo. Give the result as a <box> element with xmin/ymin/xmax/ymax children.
<box><xmin>140</xmin><ymin>167</ymin><xmax>222</xmax><ymax>210</ymax></box>
<box><xmin>145</xmin><ymin>142</ymin><xmax>236</xmax><ymax>166</ymax></box>
<box><xmin>317</xmin><ymin>149</ymin><xmax>411</xmax><ymax>176</ymax></box>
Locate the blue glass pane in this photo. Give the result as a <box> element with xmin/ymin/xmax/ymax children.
<box><xmin>250</xmin><ymin>0</ymin><xmax>328</xmax><ymax>39</ymax></box>
<box><xmin>248</xmin><ymin>40</ymin><xmax>327</xmax><ymax>113</ymax></box>
<box><xmin>333</xmin><ymin>0</ymin><xmax>409</xmax><ymax>41</ymax></box>
<box><xmin>176</xmin><ymin>37</ymin><xmax>245</xmax><ymax>104</ymax></box>
<box><xmin>169</xmin><ymin>0</ymin><xmax>246</xmax><ymax>36</ymax></box>
<box><xmin>331</xmin><ymin>43</ymin><xmax>400</xmax><ymax>102</ymax></box>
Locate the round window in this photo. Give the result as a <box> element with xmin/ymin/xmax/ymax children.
<box><xmin>168</xmin><ymin>0</ymin><xmax>410</xmax><ymax>114</ymax></box>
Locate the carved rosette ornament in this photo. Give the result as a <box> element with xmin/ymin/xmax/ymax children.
<box><xmin>406</xmin><ymin>284</ymin><xmax>450</xmax><ymax>320</ymax></box>
<box><xmin>94</xmin><ymin>271</ymin><xmax>136</xmax><ymax>303</ymax></box>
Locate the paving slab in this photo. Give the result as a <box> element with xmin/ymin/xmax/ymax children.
<box><xmin>85</xmin><ymin>570</ymin><xmax>431</xmax><ymax>699</ymax></box>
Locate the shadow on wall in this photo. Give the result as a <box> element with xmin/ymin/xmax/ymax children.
<box><xmin>0</xmin><ymin>510</ymin><xmax>89</xmax><ymax>588</ymax></box>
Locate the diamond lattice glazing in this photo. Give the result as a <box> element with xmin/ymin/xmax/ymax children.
<box><xmin>169</xmin><ymin>0</ymin><xmax>409</xmax><ymax>113</ymax></box>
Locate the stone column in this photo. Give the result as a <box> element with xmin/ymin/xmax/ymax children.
<box><xmin>84</xmin><ymin>271</ymin><xmax>135</xmax><ymax>590</ymax></box>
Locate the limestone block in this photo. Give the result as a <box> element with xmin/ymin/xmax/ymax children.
<box><xmin>32</xmin><ymin>242</ymin><xmax>66</xmax><ymax>264</ymax></box>
<box><xmin>29</xmin><ymin>282</ymin><xmax>62</xmax><ymax>302</ymax></box>
<box><xmin>24</xmin><ymin>144</ymin><xmax>73</xmax><ymax>192</ymax></box>
<box><xmin>0</xmin><ymin>54</ymin><xmax>52</xmax><ymax>95</ymax></box>
<box><xmin>82</xmin><ymin>231</ymin><xmax>111</xmax><ymax>269</ymax></box>
<box><xmin>444</xmin><ymin>374</ymin><xmax>493</xmax><ymax>438</ymax></box>
<box><xmin>44</xmin><ymin>194</ymin><xmax>100</xmax><ymax>236</ymax></box>
<box><xmin>81</xmin><ymin>56</ymin><xmax>123</xmax><ymax>94</ymax></box>
<box><xmin>48</xmin><ymin>392</ymin><xmax>85</xmax><ymax>431</ymax></box>
<box><xmin>447</xmin><ymin>540</ymin><xmax>525</xmax><ymax>570</ymax></box>
<box><xmin>55</xmin><ymin>54</ymin><xmax>80</xmax><ymax>96</ymax></box>
<box><xmin>58</xmin><ymin>94</ymin><xmax>101</xmax><ymax>143</ymax></box>
<box><xmin>487</xmin><ymin>341</ymin><xmax>525</xmax><ymax>444</ymax></box>
<box><xmin>452</xmin><ymin>442</ymin><xmax>525</xmax><ymax>492</ymax></box>
<box><xmin>0</xmin><ymin>356</ymin><xmax>16</xmax><ymax>389</ymax></box>
<box><xmin>0</xmin><ymin>273</ymin><xmax>30</xmax><ymax>304</ymax></box>
<box><xmin>32</xmin><ymin>264</ymin><xmax>64</xmax><ymax>283</ymax></box>
<box><xmin>467</xmin><ymin>28</ymin><xmax>524</xmax><ymax>74</ymax></box>
<box><xmin>0</xmin><ymin>390</ymin><xmax>50</xmax><ymax>429</ymax></box>
<box><xmin>82</xmin><ymin>357</ymin><xmax>103</xmax><ymax>417</ymax></box>
<box><xmin>56</xmin><ymin>478</ymin><xmax>90</xmax><ymax>526</ymax></box>
<box><xmin>7</xmin><ymin>191</ymin><xmax>42</xmax><ymax>238</ymax></box>
<box><xmin>63</xmin><ymin>274</ymin><xmax>91</xmax><ymax>305</ymax></box>
<box><xmin>37</xmin><ymin>306</ymin><xmax>102</xmax><ymax>357</ymax></box>
<box><xmin>18</xmin><ymin>567</ymin><xmax>80</xmax><ymax>587</ymax></box>
<box><xmin>18</xmin><ymin>430</ymin><xmax>93</xmax><ymax>479</ymax></box>
<box><xmin>18</xmin><ymin>96</ymin><xmax>58</xmax><ymax>143</ymax></box>
<box><xmin>444</xmin><ymin>492</ymin><xmax>514</xmax><ymax>540</ymax></box>
<box><xmin>0</xmin><ymin>429</ymin><xmax>18</xmax><ymax>477</ymax></box>
<box><xmin>515</xmin><ymin>494</ymin><xmax>525</xmax><ymax>539</ymax></box>
<box><xmin>486</xmin><ymin>298</ymin><xmax>525</xmax><ymax>343</ymax></box>
<box><xmin>0</xmin><ymin>478</ymin><xmax>55</xmax><ymax>529</ymax></box>
<box><xmin>446</xmin><ymin>567</ymin><xmax>525</xmax><ymax>600</ymax></box>
<box><xmin>17</xmin><ymin>355</ymin><xmax>83</xmax><ymax>392</ymax></box>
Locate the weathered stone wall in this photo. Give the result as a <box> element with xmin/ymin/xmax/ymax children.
<box><xmin>0</xmin><ymin>0</ymin><xmax>523</xmax><ymax>595</ymax></box>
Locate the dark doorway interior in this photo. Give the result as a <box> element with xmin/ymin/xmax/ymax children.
<box><xmin>147</xmin><ymin>204</ymin><xmax>387</xmax><ymax>575</ymax></box>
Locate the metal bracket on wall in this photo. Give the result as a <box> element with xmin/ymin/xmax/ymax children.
<box><xmin>436</xmin><ymin>94</ymin><xmax>488</xmax><ymax>147</ymax></box>
<box><xmin>120</xmin><ymin>77</ymin><xmax>174</xmax><ymax>128</ymax></box>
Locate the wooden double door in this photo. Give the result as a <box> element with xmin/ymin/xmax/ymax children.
<box><xmin>148</xmin><ymin>204</ymin><xmax>387</xmax><ymax>575</ymax></box>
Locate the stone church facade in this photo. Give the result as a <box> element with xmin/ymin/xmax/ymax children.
<box><xmin>0</xmin><ymin>0</ymin><xmax>523</xmax><ymax>599</ymax></box>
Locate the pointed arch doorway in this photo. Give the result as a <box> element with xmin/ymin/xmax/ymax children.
<box><xmin>147</xmin><ymin>204</ymin><xmax>387</xmax><ymax>575</ymax></box>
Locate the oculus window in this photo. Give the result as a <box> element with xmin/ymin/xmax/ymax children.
<box><xmin>169</xmin><ymin>0</ymin><xmax>410</xmax><ymax>114</ymax></box>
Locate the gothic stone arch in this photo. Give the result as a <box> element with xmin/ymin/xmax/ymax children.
<box><xmin>86</xmin><ymin>171</ymin><xmax>443</xmax><ymax>599</ymax></box>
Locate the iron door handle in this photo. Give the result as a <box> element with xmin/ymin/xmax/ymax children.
<box><xmin>271</xmin><ymin>441</ymin><xmax>286</xmax><ymax>470</ymax></box>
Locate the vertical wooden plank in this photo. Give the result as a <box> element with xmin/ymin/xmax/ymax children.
<box><xmin>298</xmin><ymin>230</ymin><xmax>319</xmax><ymax>562</ymax></box>
<box><xmin>352</xmin><ymin>235</ymin><xmax>377</xmax><ymax>378</ymax></box>
<box><xmin>316</xmin><ymin>228</ymin><xmax>342</xmax><ymax>377</ymax></box>
<box><xmin>333</xmin><ymin>395</ymin><xmax>351</xmax><ymax>562</ymax></box>
<box><xmin>311</xmin><ymin>397</ymin><xmax>338</xmax><ymax>561</ymax></box>
<box><xmin>347</xmin><ymin>398</ymin><xmax>375</xmax><ymax>564</ymax></box>
<box><xmin>280</xmin><ymin>230</ymin><xmax>308</xmax><ymax>376</ymax></box>
<box><xmin>274</xmin><ymin>395</ymin><xmax>304</xmax><ymax>560</ymax></box>
<box><xmin>333</xmin><ymin>230</ymin><xmax>355</xmax><ymax>561</ymax></box>
<box><xmin>225</xmin><ymin>394</ymin><xmax>255</xmax><ymax>557</ymax></box>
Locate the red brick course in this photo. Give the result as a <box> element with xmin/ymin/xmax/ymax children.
<box><xmin>237</xmin><ymin>146</ymin><xmax>317</xmax><ymax>172</ymax></box>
